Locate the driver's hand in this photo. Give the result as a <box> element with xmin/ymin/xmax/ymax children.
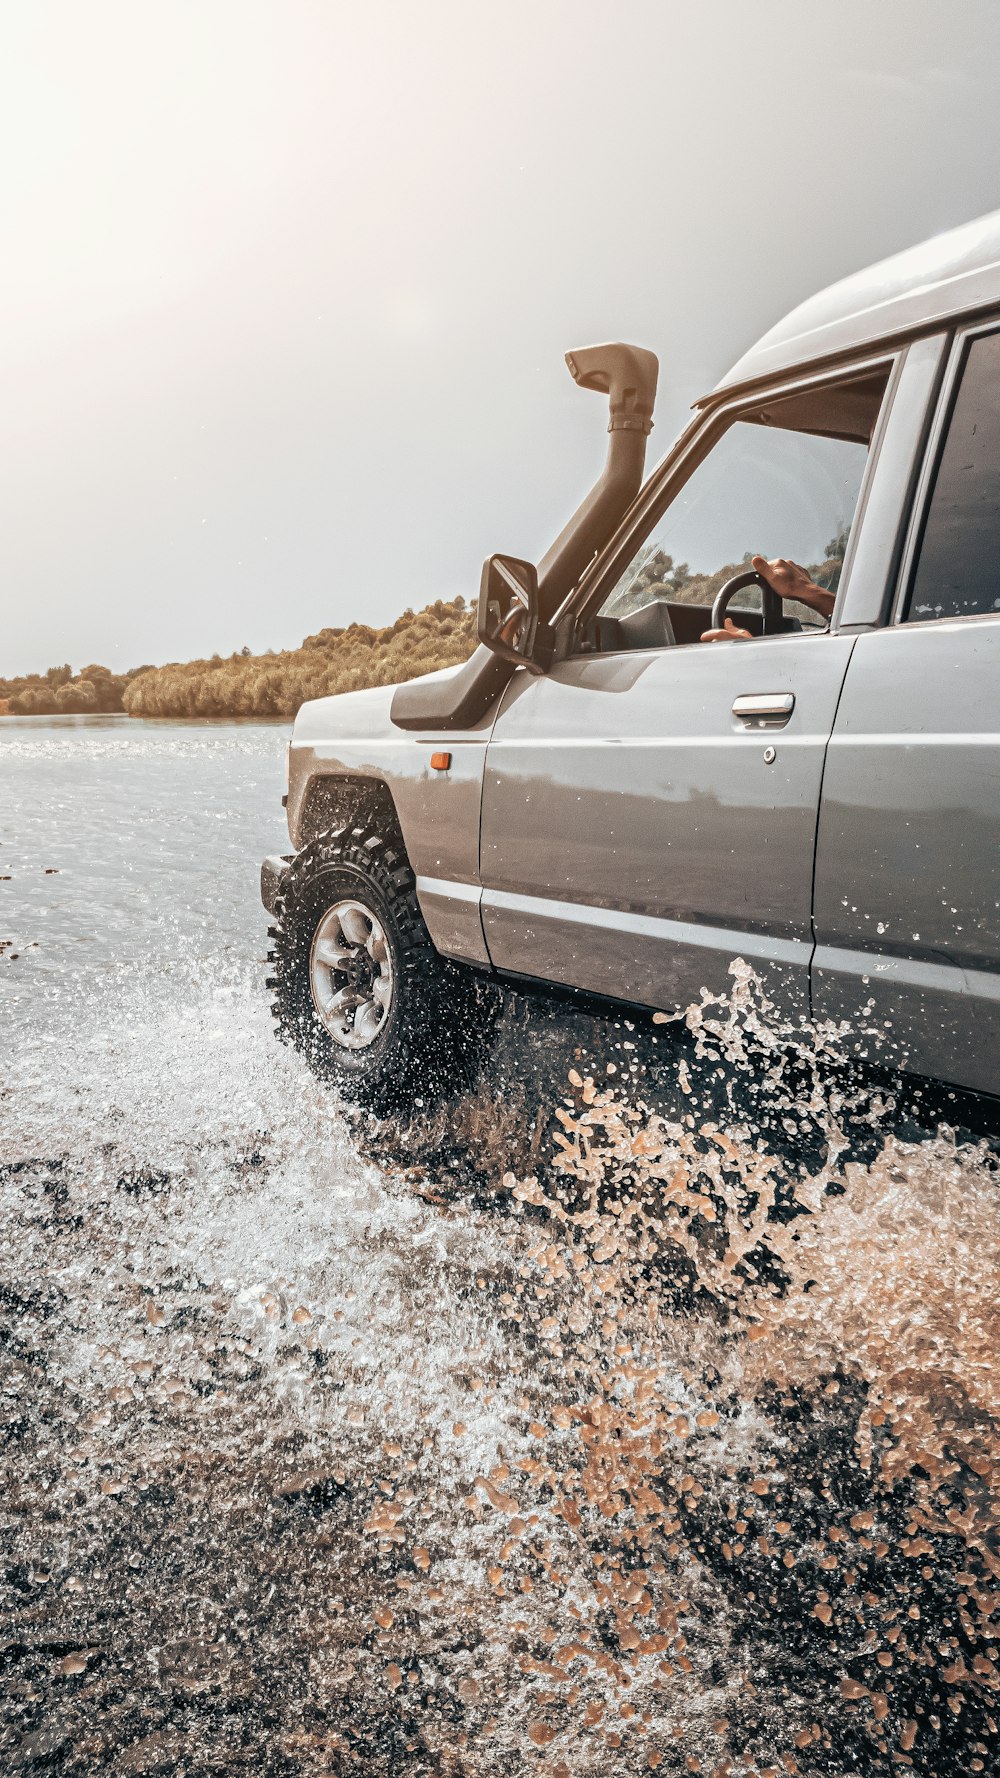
<box><xmin>751</xmin><ymin>555</ymin><xmax>835</xmax><ymax>621</ymax></box>
<box><xmin>700</xmin><ymin>616</ymin><xmax>753</xmax><ymax>643</ymax></box>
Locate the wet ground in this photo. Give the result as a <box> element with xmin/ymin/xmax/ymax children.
<box><xmin>2</xmin><ymin>717</ymin><xmax>999</xmax><ymax>1775</ymax></box>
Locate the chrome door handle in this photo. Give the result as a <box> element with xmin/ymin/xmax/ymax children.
<box><xmin>732</xmin><ymin>693</ymin><xmax>795</xmax><ymax>727</ymax></box>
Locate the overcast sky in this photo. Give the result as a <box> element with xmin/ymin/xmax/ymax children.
<box><xmin>3</xmin><ymin>1</ymin><xmax>1000</xmax><ymax>675</ymax></box>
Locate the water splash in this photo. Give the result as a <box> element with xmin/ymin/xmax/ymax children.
<box><xmin>3</xmin><ymin>897</ymin><xmax>999</xmax><ymax>1774</ymax></box>
<box><xmin>1</xmin><ymin>711</ymin><xmax>996</xmax><ymax>1778</ymax></box>
<box><xmin>460</xmin><ymin>970</ymin><xmax>1000</xmax><ymax>1775</ymax></box>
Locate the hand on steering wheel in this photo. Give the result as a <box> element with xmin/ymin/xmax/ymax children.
<box><xmin>700</xmin><ymin>615</ymin><xmax>753</xmax><ymax>643</ymax></box>
<box><xmin>700</xmin><ymin>568</ymin><xmax>777</xmax><ymax>643</ymax></box>
<box><xmin>701</xmin><ymin>559</ymin><xmax>836</xmax><ymax>640</ymax></box>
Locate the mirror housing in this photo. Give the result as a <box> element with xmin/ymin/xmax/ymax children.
<box><xmin>478</xmin><ymin>554</ymin><xmax>553</xmax><ymax>673</ymax></box>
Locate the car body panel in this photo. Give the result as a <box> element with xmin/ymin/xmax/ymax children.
<box><xmin>830</xmin><ymin>335</ymin><xmax>948</xmax><ymax>629</ymax></box>
<box><xmin>708</xmin><ymin>208</ymin><xmax>1000</xmax><ymax>401</ymax></box>
<box><xmin>288</xmin><ymin>680</ymin><xmax>494</xmax><ymax>967</ymax></box>
<box><xmin>812</xmin><ymin>616</ymin><xmax>1000</xmax><ymax>1094</ymax></box>
<box><xmin>479</xmin><ymin>632</ymin><xmax>856</xmax><ymax>1016</ymax></box>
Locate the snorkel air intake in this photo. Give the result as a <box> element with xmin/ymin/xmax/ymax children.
<box><xmin>536</xmin><ymin>343</ymin><xmax>658</xmax><ymax>618</ymax></box>
<box><xmin>390</xmin><ymin>341</ymin><xmax>658</xmax><ymax>730</ymax></box>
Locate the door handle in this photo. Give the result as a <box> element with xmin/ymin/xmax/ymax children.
<box><xmin>732</xmin><ymin>693</ymin><xmax>795</xmax><ymax>727</ymax></box>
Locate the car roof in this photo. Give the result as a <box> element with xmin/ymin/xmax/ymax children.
<box><xmin>702</xmin><ymin>208</ymin><xmax>1000</xmax><ymax>405</ymax></box>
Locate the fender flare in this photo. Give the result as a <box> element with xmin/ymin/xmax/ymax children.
<box><xmin>297</xmin><ymin>773</ymin><xmax>403</xmax><ymax>850</ymax></box>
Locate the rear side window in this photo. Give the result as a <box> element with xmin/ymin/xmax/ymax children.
<box><xmin>905</xmin><ymin>329</ymin><xmax>1000</xmax><ymax>623</ymax></box>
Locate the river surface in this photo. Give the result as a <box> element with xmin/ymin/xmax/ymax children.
<box><xmin>2</xmin><ymin>714</ymin><xmax>999</xmax><ymax>1777</ymax></box>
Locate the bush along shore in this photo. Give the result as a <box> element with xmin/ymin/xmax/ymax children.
<box><xmin>0</xmin><ymin>662</ymin><xmax>152</xmax><ymax>717</ymax></box>
<box><xmin>0</xmin><ymin>597</ymin><xmax>476</xmax><ymax>720</ymax></box>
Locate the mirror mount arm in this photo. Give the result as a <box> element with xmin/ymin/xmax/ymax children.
<box><xmin>477</xmin><ymin>623</ymin><xmax>555</xmax><ymax>675</ymax></box>
<box><xmin>520</xmin><ymin>617</ymin><xmax>556</xmax><ymax>675</ymax></box>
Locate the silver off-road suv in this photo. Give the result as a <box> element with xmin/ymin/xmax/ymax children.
<box><xmin>263</xmin><ymin>211</ymin><xmax>1000</xmax><ymax>1109</ymax></box>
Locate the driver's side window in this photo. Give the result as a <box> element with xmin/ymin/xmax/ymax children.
<box><xmin>583</xmin><ymin>369</ymin><xmax>887</xmax><ymax>653</ymax></box>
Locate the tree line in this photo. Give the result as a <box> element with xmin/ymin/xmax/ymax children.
<box><xmin>0</xmin><ymin>662</ymin><xmax>151</xmax><ymax>716</ymax></box>
<box><xmin>0</xmin><ymin>598</ymin><xmax>477</xmax><ymax>720</ymax></box>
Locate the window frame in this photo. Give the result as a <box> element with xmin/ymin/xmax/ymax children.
<box><xmin>556</xmin><ymin>348</ymin><xmax>901</xmax><ymax>655</ymax></box>
<box><xmin>890</xmin><ymin>314</ymin><xmax>1000</xmax><ymax>630</ymax></box>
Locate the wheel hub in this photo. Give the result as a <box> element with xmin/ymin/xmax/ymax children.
<box><xmin>309</xmin><ymin>898</ymin><xmax>394</xmax><ymax>1052</ymax></box>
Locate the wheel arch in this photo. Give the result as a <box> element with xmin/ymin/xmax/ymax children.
<box><xmin>297</xmin><ymin>773</ymin><xmax>404</xmax><ymax>850</ymax></box>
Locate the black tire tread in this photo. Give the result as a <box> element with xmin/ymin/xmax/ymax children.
<box><xmin>267</xmin><ymin>819</ymin><xmax>490</xmax><ymax>1112</ymax></box>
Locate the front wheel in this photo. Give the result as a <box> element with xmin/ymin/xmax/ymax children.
<box><xmin>266</xmin><ymin>821</ymin><xmax>494</xmax><ymax>1113</ymax></box>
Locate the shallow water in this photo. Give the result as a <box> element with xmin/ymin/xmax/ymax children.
<box><xmin>0</xmin><ymin>714</ymin><xmax>290</xmax><ymax>1013</ymax></box>
<box><xmin>2</xmin><ymin>715</ymin><xmax>999</xmax><ymax>1776</ymax></box>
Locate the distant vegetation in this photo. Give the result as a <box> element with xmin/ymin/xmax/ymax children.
<box><xmin>0</xmin><ymin>598</ymin><xmax>476</xmax><ymax>720</ymax></box>
<box><xmin>123</xmin><ymin>599</ymin><xmax>476</xmax><ymax>718</ymax></box>
<box><xmin>0</xmin><ymin>662</ymin><xmax>151</xmax><ymax>717</ymax></box>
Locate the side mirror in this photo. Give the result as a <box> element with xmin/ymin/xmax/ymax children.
<box><xmin>478</xmin><ymin>554</ymin><xmax>553</xmax><ymax>673</ymax></box>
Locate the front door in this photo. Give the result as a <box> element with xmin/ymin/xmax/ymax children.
<box><xmin>480</xmin><ymin>632</ymin><xmax>855</xmax><ymax>1019</ymax></box>
<box><xmin>479</xmin><ymin>370</ymin><xmax>885</xmax><ymax>1020</ymax></box>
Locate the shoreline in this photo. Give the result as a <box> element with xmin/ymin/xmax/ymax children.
<box><xmin>0</xmin><ymin>711</ymin><xmax>293</xmax><ymax>726</ymax></box>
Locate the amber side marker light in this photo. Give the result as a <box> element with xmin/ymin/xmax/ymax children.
<box><xmin>430</xmin><ymin>751</ymin><xmax>452</xmax><ymax>771</ymax></box>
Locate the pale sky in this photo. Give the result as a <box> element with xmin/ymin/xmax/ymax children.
<box><xmin>3</xmin><ymin>0</ymin><xmax>1000</xmax><ymax>675</ymax></box>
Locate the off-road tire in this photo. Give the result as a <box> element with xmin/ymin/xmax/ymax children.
<box><xmin>266</xmin><ymin>821</ymin><xmax>493</xmax><ymax>1113</ymax></box>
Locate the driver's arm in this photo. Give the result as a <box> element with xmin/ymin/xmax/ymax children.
<box><xmin>700</xmin><ymin>554</ymin><xmax>835</xmax><ymax>642</ymax></box>
<box><xmin>751</xmin><ymin>554</ymin><xmax>835</xmax><ymax>620</ymax></box>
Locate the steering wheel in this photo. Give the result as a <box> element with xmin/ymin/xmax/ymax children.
<box><xmin>710</xmin><ymin>569</ymin><xmax>784</xmax><ymax>635</ymax></box>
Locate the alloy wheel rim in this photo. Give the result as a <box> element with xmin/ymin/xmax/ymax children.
<box><xmin>309</xmin><ymin>898</ymin><xmax>394</xmax><ymax>1052</ymax></box>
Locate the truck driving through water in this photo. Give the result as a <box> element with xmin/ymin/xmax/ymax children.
<box><xmin>262</xmin><ymin>211</ymin><xmax>1000</xmax><ymax>1111</ymax></box>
